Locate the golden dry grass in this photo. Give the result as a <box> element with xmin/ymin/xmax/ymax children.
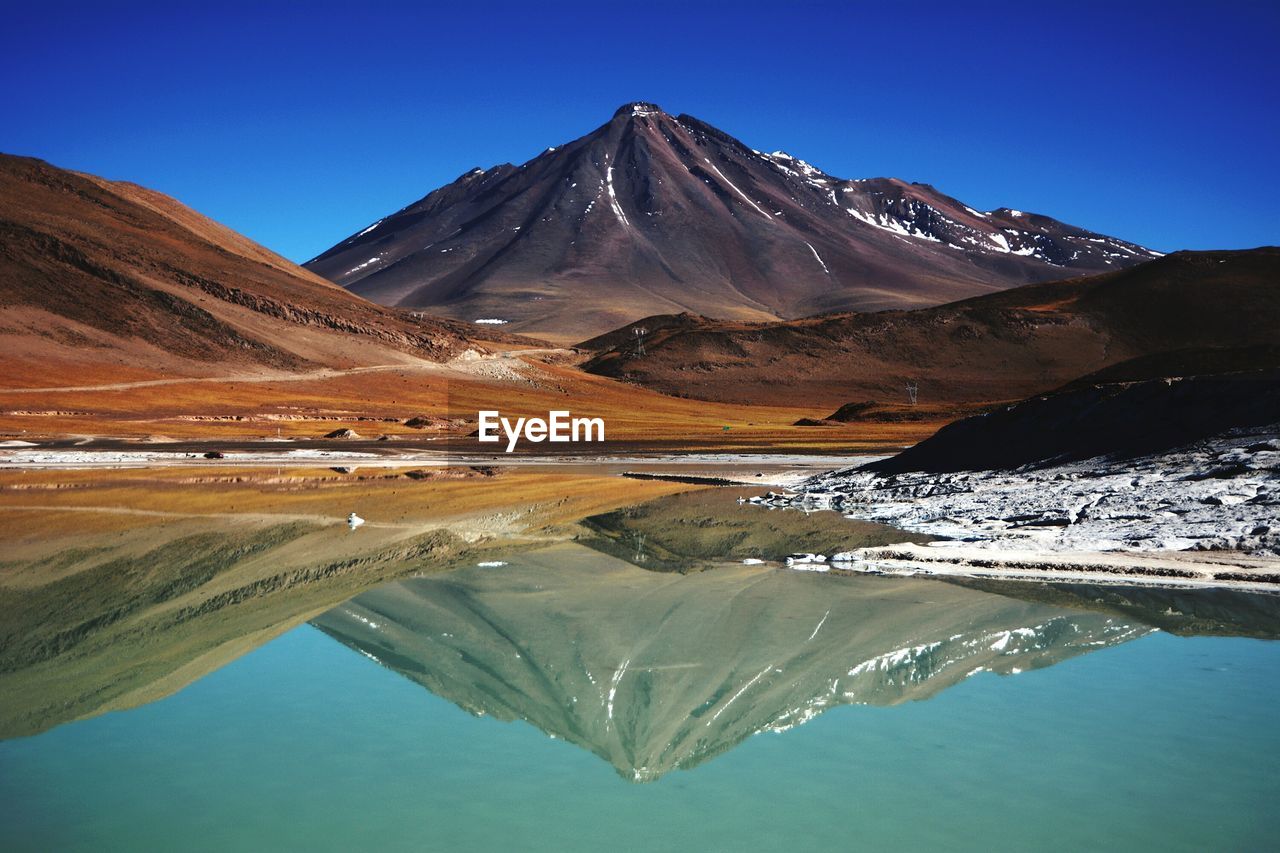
<box><xmin>0</xmin><ymin>356</ymin><xmax>946</xmax><ymax>451</ymax></box>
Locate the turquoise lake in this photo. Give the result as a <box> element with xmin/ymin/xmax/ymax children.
<box><xmin>1</xmin><ymin>473</ymin><xmax>1278</xmax><ymax>851</ymax></box>
<box><xmin>4</xmin><ymin>624</ymin><xmax>1278</xmax><ymax>851</ymax></box>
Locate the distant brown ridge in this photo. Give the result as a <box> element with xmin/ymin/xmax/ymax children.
<box><xmin>579</xmin><ymin>248</ymin><xmax>1280</xmax><ymax>409</ymax></box>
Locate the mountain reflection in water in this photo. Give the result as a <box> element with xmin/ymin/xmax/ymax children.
<box><xmin>4</xmin><ymin>466</ymin><xmax>1279</xmax><ymax>772</ymax></box>
<box><xmin>313</xmin><ymin>544</ymin><xmax>1152</xmax><ymax>782</ymax></box>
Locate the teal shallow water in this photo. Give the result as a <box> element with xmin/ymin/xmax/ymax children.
<box><xmin>3</xmin><ymin>624</ymin><xmax>1277</xmax><ymax>852</ymax></box>
<box><xmin>3</xmin><ymin>479</ymin><xmax>1278</xmax><ymax>851</ymax></box>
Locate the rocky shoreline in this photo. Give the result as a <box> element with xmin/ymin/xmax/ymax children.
<box><xmin>751</xmin><ymin>425</ymin><xmax>1280</xmax><ymax>588</ymax></box>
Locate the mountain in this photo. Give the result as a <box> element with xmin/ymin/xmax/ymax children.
<box><xmin>0</xmin><ymin>153</ymin><xmax>521</xmax><ymax>388</ymax></box>
<box><xmin>305</xmin><ymin>102</ymin><xmax>1161</xmax><ymax>341</ymax></box>
<box><xmin>579</xmin><ymin>248</ymin><xmax>1280</xmax><ymax>409</ymax></box>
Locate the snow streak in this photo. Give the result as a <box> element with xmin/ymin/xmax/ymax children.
<box><xmin>803</xmin><ymin>241</ymin><xmax>830</xmax><ymax>275</ymax></box>
<box><xmin>706</xmin><ymin>160</ymin><xmax>773</xmax><ymax>220</ymax></box>
<box><xmin>606</xmin><ymin>166</ymin><xmax>630</xmax><ymax>228</ymax></box>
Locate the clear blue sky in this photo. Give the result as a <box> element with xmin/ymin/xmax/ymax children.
<box><xmin>4</xmin><ymin>1</ymin><xmax>1277</xmax><ymax>262</ymax></box>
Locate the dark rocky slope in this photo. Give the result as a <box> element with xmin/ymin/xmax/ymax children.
<box><xmin>864</xmin><ymin>369</ymin><xmax>1280</xmax><ymax>474</ymax></box>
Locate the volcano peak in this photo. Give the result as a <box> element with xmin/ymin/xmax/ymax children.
<box><xmin>612</xmin><ymin>101</ymin><xmax>665</xmax><ymax>118</ymax></box>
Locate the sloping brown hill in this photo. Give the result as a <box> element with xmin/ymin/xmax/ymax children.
<box><xmin>0</xmin><ymin>154</ymin><xmax>524</xmax><ymax>388</ymax></box>
<box><xmin>580</xmin><ymin>248</ymin><xmax>1280</xmax><ymax>409</ymax></box>
<box><xmin>305</xmin><ymin>102</ymin><xmax>1158</xmax><ymax>341</ymax></box>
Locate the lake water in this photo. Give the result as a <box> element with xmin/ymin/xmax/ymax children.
<box><xmin>2</xmin><ymin>467</ymin><xmax>1278</xmax><ymax>851</ymax></box>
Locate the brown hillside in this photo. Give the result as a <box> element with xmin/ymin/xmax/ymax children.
<box><xmin>0</xmin><ymin>153</ymin><xmax>526</xmax><ymax>389</ymax></box>
<box><xmin>580</xmin><ymin>248</ymin><xmax>1280</xmax><ymax>409</ymax></box>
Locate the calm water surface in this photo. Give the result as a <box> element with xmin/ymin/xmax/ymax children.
<box><xmin>1</xmin><ymin>470</ymin><xmax>1278</xmax><ymax>851</ymax></box>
